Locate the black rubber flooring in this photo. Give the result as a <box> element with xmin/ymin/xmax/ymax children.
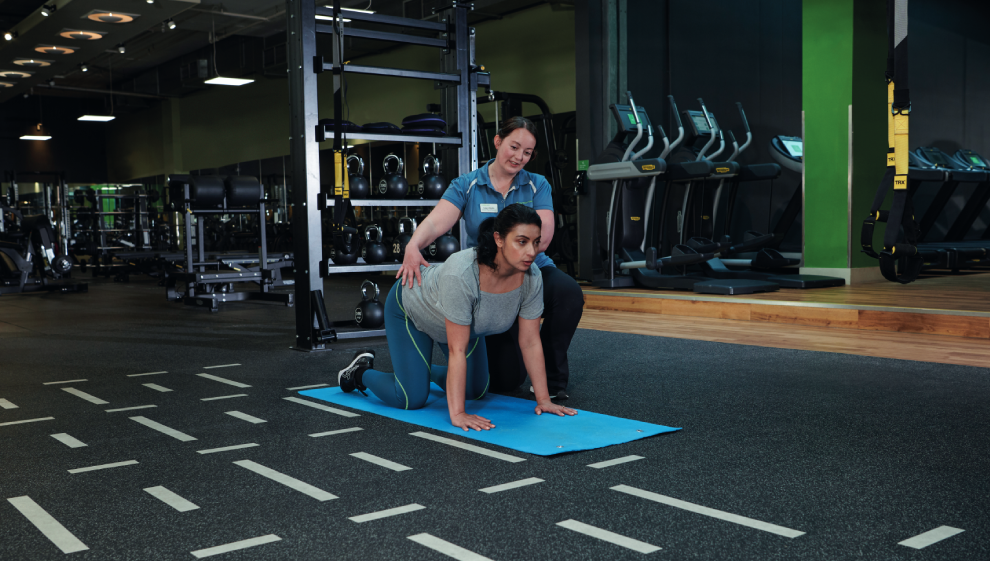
<box><xmin>0</xmin><ymin>276</ymin><xmax>988</xmax><ymax>560</ymax></box>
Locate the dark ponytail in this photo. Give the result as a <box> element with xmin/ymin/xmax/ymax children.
<box><xmin>476</xmin><ymin>204</ymin><xmax>542</xmax><ymax>271</ymax></box>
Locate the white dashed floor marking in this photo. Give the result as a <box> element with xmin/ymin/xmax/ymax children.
<box><xmin>557</xmin><ymin>519</ymin><xmax>661</xmax><ymax>554</ymax></box>
<box><xmin>197</xmin><ymin>373</ymin><xmax>251</xmax><ymax>388</ymax></box>
<box><xmin>7</xmin><ymin>496</ymin><xmax>89</xmax><ymax>554</ymax></box>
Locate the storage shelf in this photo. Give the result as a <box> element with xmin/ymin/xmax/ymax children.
<box><xmin>322</xmin><ymin>198</ymin><xmax>441</xmax><ymax>208</ymax></box>
<box><xmin>317</xmin><ymin>129</ymin><xmax>461</xmax><ymax>146</ymax></box>
<box><xmin>322</xmin><ymin>257</ymin><xmax>444</xmax><ymax>275</ymax></box>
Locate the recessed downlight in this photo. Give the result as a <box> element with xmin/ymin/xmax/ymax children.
<box><xmin>60</xmin><ymin>30</ymin><xmax>104</xmax><ymax>41</ymax></box>
<box><xmin>0</xmin><ymin>70</ymin><xmax>31</xmax><ymax>78</ymax></box>
<box><xmin>0</xmin><ymin>82</ymin><xmax>14</xmax><ymax>88</ymax></box>
<box><xmin>13</xmin><ymin>59</ymin><xmax>52</xmax><ymax>68</ymax></box>
<box><xmin>35</xmin><ymin>45</ymin><xmax>75</xmax><ymax>55</ymax></box>
<box><xmin>78</xmin><ymin>115</ymin><xmax>115</xmax><ymax>122</ymax></box>
<box><xmin>85</xmin><ymin>11</ymin><xmax>137</xmax><ymax>24</ymax></box>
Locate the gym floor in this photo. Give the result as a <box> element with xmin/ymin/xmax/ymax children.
<box><xmin>1</xmin><ymin>276</ymin><xmax>987</xmax><ymax>560</ymax></box>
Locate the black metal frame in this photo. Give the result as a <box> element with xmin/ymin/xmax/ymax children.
<box><xmin>288</xmin><ymin>0</ymin><xmax>483</xmax><ymax>351</ymax></box>
<box><xmin>163</xmin><ymin>179</ymin><xmax>294</xmax><ymax>313</ymax></box>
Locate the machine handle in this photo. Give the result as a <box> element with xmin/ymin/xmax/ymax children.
<box><xmin>668</xmin><ymin>95</ymin><xmax>682</xmax><ymax>127</ymax></box>
<box><xmin>736</xmin><ymin>102</ymin><xmax>751</xmax><ymax>133</ymax></box>
<box><xmin>698</xmin><ymin>98</ymin><xmax>715</xmax><ymax>131</ymax></box>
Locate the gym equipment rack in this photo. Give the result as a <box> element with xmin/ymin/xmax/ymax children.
<box><xmin>287</xmin><ymin>0</ymin><xmax>488</xmax><ymax>350</ymax></box>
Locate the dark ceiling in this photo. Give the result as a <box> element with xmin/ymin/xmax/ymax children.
<box><xmin>0</xmin><ymin>0</ymin><xmax>569</xmax><ymax>110</ymax></box>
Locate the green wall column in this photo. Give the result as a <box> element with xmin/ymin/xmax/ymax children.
<box><xmin>802</xmin><ymin>0</ymin><xmax>887</xmax><ymax>283</ymax></box>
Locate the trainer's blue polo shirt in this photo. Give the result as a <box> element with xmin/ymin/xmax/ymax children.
<box><xmin>442</xmin><ymin>159</ymin><xmax>555</xmax><ymax>268</ymax></box>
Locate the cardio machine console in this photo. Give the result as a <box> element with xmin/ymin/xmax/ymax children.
<box><xmin>955</xmin><ymin>149</ymin><xmax>989</xmax><ymax>170</ymax></box>
<box><xmin>610</xmin><ymin>104</ymin><xmax>652</xmax><ymax>133</ymax></box>
<box><xmin>769</xmin><ymin>135</ymin><xmax>803</xmax><ymax>173</ymax></box>
<box><xmin>587</xmin><ymin>104</ymin><xmax>666</xmax><ymax>181</ymax></box>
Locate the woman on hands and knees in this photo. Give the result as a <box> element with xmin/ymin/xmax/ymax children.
<box><xmin>395</xmin><ymin>117</ymin><xmax>585</xmax><ymax>401</ymax></box>
<box><xmin>337</xmin><ymin>204</ymin><xmax>576</xmax><ymax>431</ymax></box>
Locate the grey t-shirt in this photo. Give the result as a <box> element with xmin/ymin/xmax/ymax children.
<box><xmin>399</xmin><ymin>248</ymin><xmax>543</xmax><ymax>344</ymax></box>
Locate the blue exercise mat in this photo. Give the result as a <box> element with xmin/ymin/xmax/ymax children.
<box><xmin>299</xmin><ymin>386</ymin><xmax>680</xmax><ymax>456</ymax></box>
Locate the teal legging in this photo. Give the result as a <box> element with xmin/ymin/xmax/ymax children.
<box><xmin>362</xmin><ymin>282</ymin><xmax>490</xmax><ymax>410</ymax></box>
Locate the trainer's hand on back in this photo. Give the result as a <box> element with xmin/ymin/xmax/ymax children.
<box><xmin>535</xmin><ymin>402</ymin><xmax>578</xmax><ymax>417</ymax></box>
<box><xmin>451</xmin><ymin>412</ymin><xmax>495</xmax><ymax>431</ymax></box>
<box><xmin>396</xmin><ymin>248</ymin><xmax>429</xmax><ymax>288</ymax></box>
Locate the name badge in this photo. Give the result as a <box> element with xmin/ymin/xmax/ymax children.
<box><xmin>480</xmin><ymin>203</ymin><xmax>498</xmax><ymax>213</ymax></box>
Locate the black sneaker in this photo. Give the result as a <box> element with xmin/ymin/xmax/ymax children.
<box><xmin>530</xmin><ymin>385</ymin><xmax>569</xmax><ymax>401</ymax></box>
<box><xmin>338</xmin><ymin>350</ymin><xmax>374</xmax><ymax>395</ymax></box>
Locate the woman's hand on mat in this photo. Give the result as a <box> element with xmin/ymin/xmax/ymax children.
<box><xmin>451</xmin><ymin>412</ymin><xmax>495</xmax><ymax>431</ymax></box>
<box><xmin>397</xmin><ymin>249</ymin><xmax>429</xmax><ymax>287</ymax></box>
<box><xmin>535</xmin><ymin>402</ymin><xmax>577</xmax><ymax>417</ymax></box>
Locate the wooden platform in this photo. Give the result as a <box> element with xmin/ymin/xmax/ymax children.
<box><xmin>581</xmin><ymin>272</ymin><xmax>990</xmax><ymax>340</ymax></box>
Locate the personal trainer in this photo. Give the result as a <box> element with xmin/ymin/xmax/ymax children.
<box><xmin>396</xmin><ymin>117</ymin><xmax>584</xmax><ymax>400</ymax></box>
<box><xmin>338</xmin><ymin>205</ymin><xmax>577</xmax><ymax>431</ymax></box>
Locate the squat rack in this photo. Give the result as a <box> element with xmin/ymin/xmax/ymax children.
<box><xmin>286</xmin><ymin>0</ymin><xmax>488</xmax><ymax>351</ymax></box>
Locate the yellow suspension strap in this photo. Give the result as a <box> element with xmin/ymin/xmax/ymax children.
<box><xmin>862</xmin><ymin>0</ymin><xmax>923</xmax><ymax>283</ymax></box>
<box><xmin>328</xmin><ymin>0</ymin><xmax>355</xmax><ymax>256</ymax></box>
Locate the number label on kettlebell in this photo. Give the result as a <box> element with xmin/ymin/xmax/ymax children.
<box><xmin>378</xmin><ymin>179</ymin><xmax>388</xmax><ymax>195</ymax></box>
<box><xmin>354</xmin><ymin>308</ymin><xmax>363</xmax><ymax>323</ymax></box>
<box><xmin>417</xmin><ymin>181</ymin><xmax>425</xmax><ymax>195</ymax></box>
<box><xmin>393</xmin><ymin>243</ymin><xmax>401</xmax><ymax>254</ymax></box>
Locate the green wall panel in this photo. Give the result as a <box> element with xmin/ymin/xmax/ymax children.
<box><xmin>802</xmin><ymin>0</ymin><xmax>854</xmax><ymax>269</ymax></box>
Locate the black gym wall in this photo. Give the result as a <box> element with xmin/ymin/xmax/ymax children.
<box><xmin>909</xmin><ymin>0</ymin><xmax>990</xmax><ymax>157</ymax></box>
<box><xmin>625</xmin><ymin>0</ymin><xmax>804</xmax><ymax>250</ymax></box>
<box><xmin>0</xmin><ymin>95</ymin><xmax>109</xmax><ymax>184</ymax></box>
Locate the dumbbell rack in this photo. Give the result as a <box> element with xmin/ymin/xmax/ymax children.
<box><xmin>288</xmin><ymin>0</ymin><xmax>487</xmax><ymax>350</ymax></box>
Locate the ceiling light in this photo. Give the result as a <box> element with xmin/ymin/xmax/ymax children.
<box><xmin>40</xmin><ymin>4</ymin><xmax>56</xmax><ymax>16</ymax></box>
<box><xmin>60</xmin><ymin>30</ymin><xmax>103</xmax><ymax>41</ymax></box>
<box><xmin>35</xmin><ymin>45</ymin><xmax>75</xmax><ymax>55</ymax></box>
<box><xmin>117</xmin><ymin>44</ymin><xmax>125</xmax><ymax>54</ymax></box>
<box><xmin>0</xmin><ymin>82</ymin><xmax>14</xmax><ymax>88</ymax></box>
<box><xmin>340</xmin><ymin>7</ymin><xmax>376</xmax><ymax>14</ymax></box>
<box><xmin>146</xmin><ymin>0</ymin><xmax>154</xmax><ymax>3</ymax></box>
<box><xmin>86</xmin><ymin>11</ymin><xmax>137</xmax><ymax>24</ymax></box>
<box><xmin>204</xmin><ymin>76</ymin><xmax>254</xmax><ymax>86</ymax></box>
<box><xmin>13</xmin><ymin>59</ymin><xmax>52</xmax><ymax>68</ymax></box>
<box><xmin>167</xmin><ymin>19</ymin><xmax>176</xmax><ymax>30</ymax></box>
<box><xmin>21</xmin><ymin>135</ymin><xmax>51</xmax><ymax>140</ymax></box>
<box><xmin>4</xmin><ymin>31</ymin><xmax>16</xmax><ymax>41</ymax></box>
<box><xmin>0</xmin><ymin>70</ymin><xmax>31</xmax><ymax>78</ymax></box>
<box><xmin>78</xmin><ymin>115</ymin><xmax>115</xmax><ymax>122</ymax></box>
<box><xmin>80</xmin><ymin>64</ymin><xmax>87</xmax><ymax>72</ymax></box>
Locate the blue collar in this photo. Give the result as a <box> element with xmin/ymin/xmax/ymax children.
<box><xmin>479</xmin><ymin>159</ymin><xmax>530</xmax><ymax>194</ymax></box>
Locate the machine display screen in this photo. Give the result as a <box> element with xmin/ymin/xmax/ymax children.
<box><xmin>691</xmin><ymin>114</ymin><xmax>711</xmax><ymax>133</ymax></box>
<box><xmin>970</xmin><ymin>155</ymin><xmax>986</xmax><ymax>167</ymax></box>
<box><xmin>782</xmin><ymin>139</ymin><xmax>803</xmax><ymax>158</ymax></box>
<box><xmin>926</xmin><ymin>151</ymin><xmax>948</xmax><ymax>166</ymax></box>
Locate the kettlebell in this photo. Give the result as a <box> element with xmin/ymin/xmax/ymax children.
<box><xmin>395</xmin><ymin>217</ymin><xmax>416</xmax><ymax>261</ymax></box>
<box><xmin>432</xmin><ymin>230</ymin><xmax>459</xmax><ymax>261</ymax></box>
<box><xmin>347</xmin><ymin>155</ymin><xmax>371</xmax><ymax>199</ymax></box>
<box><xmin>377</xmin><ymin>153</ymin><xmax>409</xmax><ymax>199</ymax></box>
<box><xmin>330</xmin><ymin>227</ymin><xmax>359</xmax><ymax>265</ymax></box>
<box><xmin>354</xmin><ymin>280</ymin><xmax>385</xmax><ymax>328</ymax></box>
<box><xmin>417</xmin><ymin>154</ymin><xmax>448</xmax><ymax>199</ymax></box>
<box><xmin>363</xmin><ymin>225</ymin><xmax>387</xmax><ymax>264</ymax></box>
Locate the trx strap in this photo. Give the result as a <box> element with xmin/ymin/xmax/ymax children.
<box><xmin>330</xmin><ymin>0</ymin><xmax>354</xmax><ymax>251</ymax></box>
<box><xmin>861</xmin><ymin>0</ymin><xmax>923</xmax><ymax>284</ymax></box>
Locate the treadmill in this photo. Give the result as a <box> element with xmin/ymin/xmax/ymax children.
<box><xmin>677</xmin><ymin>119</ymin><xmax>843</xmax><ymax>292</ymax></box>
<box><xmin>906</xmin><ymin>147</ymin><xmax>990</xmax><ymax>269</ymax></box>
<box><xmin>589</xmin><ymin>93</ymin><xmax>714</xmax><ymax>289</ymax></box>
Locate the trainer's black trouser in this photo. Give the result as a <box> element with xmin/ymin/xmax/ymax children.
<box><xmin>485</xmin><ymin>265</ymin><xmax>584</xmax><ymax>393</ymax></box>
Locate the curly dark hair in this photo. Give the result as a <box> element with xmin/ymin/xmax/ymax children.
<box><xmin>476</xmin><ymin>204</ymin><xmax>542</xmax><ymax>271</ymax></box>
